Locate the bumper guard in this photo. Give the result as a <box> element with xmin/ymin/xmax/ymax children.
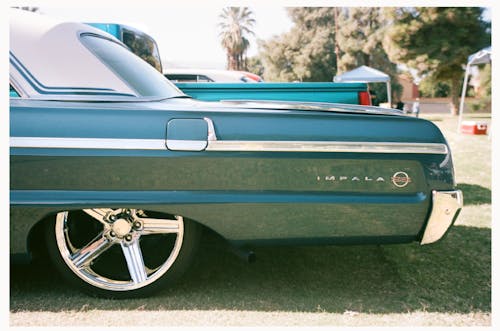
<box><xmin>420</xmin><ymin>190</ymin><xmax>463</xmax><ymax>245</ymax></box>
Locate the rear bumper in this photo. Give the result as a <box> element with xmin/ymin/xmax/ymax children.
<box><xmin>420</xmin><ymin>190</ymin><xmax>463</xmax><ymax>245</ymax></box>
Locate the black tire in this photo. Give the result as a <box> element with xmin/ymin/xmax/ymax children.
<box><xmin>45</xmin><ymin>208</ymin><xmax>200</xmax><ymax>298</ymax></box>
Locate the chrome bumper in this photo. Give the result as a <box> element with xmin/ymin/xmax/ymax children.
<box><xmin>420</xmin><ymin>190</ymin><xmax>463</xmax><ymax>245</ymax></box>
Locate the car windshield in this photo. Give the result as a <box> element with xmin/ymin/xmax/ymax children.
<box><xmin>80</xmin><ymin>33</ymin><xmax>183</xmax><ymax>99</ymax></box>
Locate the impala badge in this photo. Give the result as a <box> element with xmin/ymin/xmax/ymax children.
<box><xmin>391</xmin><ymin>171</ymin><xmax>411</xmax><ymax>188</ymax></box>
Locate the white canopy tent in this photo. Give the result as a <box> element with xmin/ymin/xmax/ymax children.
<box><xmin>458</xmin><ymin>46</ymin><xmax>492</xmax><ymax>131</ymax></box>
<box><xmin>334</xmin><ymin>65</ymin><xmax>391</xmax><ymax>106</ymax></box>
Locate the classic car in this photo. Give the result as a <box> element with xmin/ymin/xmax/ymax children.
<box><xmin>10</xmin><ymin>9</ymin><xmax>462</xmax><ymax>298</ymax></box>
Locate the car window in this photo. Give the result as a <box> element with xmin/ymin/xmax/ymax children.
<box><xmin>164</xmin><ymin>74</ymin><xmax>214</xmax><ymax>83</ymax></box>
<box><xmin>165</xmin><ymin>74</ymin><xmax>197</xmax><ymax>82</ymax></box>
<box><xmin>122</xmin><ymin>28</ymin><xmax>162</xmax><ymax>72</ymax></box>
<box><xmin>10</xmin><ymin>84</ymin><xmax>20</xmax><ymax>97</ymax></box>
<box><xmin>80</xmin><ymin>34</ymin><xmax>183</xmax><ymax>98</ymax></box>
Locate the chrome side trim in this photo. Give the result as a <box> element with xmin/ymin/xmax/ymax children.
<box><xmin>10</xmin><ymin>137</ymin><xmax>165</xmax><ymax>150</ymax></box>
<box><xmin>206</xmin><ymin>140</ymin><xmax>449</xmax><ymax>154</ymax></box>
<box><xmin>10</xmin><ymin>137</ymin><xmax>448</xmax><ymax>154</ymax></box>
<box><xmin>420</xmin><ymin>190</ymin><xmax>463</xmax><ymax>245</ymax></box>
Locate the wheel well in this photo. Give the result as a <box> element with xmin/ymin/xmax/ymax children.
<box><xmin>25</xmin><ymin>208</ymin><xmax>223</xmax><ymax>262</ymax></box>
<box><xmin>26</xmin><ymin>214</ymin><xmax>54</xmax><ymax>263</ymax></box>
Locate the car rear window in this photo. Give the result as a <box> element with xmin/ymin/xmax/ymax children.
<box><xmin>80</xmin><ymin>34</ymin><xmax>183</xmax><ymax>98</ymax></box>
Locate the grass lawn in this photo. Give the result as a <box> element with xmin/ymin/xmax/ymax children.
<box><xmin>10</xmin><ymin>114</ymin><xmax>492</xmax><ymax>327</ymax></box>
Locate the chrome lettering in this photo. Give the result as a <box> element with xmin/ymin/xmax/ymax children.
<box><xmin>317</xmin><ymin>174</ymin><xmax>395</xmax><ymax>183</ymax></box>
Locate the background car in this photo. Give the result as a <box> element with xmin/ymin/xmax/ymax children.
<box><xmin>164</xmin><ymin>68</ymin><xmax>263</xmax><ymax>82</ymax></box>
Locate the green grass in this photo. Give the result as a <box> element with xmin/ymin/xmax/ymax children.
<box><xmin>10</xmin><ymin>115</ymin><xmax>491</xmax><ymax>326</ymax></box>
<box><xmin>456</xmin><ymin>183</ymin><xmax>491</xmax><ymax>205</ymax></box>
<box><xmin>424</xmin><ymin>114</ymin><xmax>491</xmax><ymax>190</ymax></box>
<box><xmin>9</xmin><ymin>225</ymin><xmax>491</xmax><ymax>312</ymax></box>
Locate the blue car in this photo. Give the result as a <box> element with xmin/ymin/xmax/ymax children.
<box><xmin>9</xmin><ymin>9</ymin><xmax>462</xmax><ymax>298</ymax></box>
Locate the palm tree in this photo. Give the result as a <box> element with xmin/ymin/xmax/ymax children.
<box><xmin>218</xmin><ymin>7</ymin><xmax>255</xmax><ymax>70</ymax></box>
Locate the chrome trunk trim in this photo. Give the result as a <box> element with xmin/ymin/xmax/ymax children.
<box><xmin>206</xmin><ymin>140</ymin><xmax>448</xmax><ymax>154</ymax></box>
<box><xmin>420</xmin><ymin>190</ymin><xmax>463</xmax><ymax>245</ymax></box>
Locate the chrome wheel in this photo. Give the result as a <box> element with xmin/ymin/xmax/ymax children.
<box><xmin>53</xmin><ymin>209</ymin><xmax>185</xmax><ymax>293</ymax></box>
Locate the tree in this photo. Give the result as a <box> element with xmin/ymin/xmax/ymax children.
<box><xmin>218</xmin><ymin>7</ymin><xmax>255</xmax><ymax>71</ymax></box>
<box><xmin>336</xmin><ymin>8</ymin><xmax>402</xmax><ymax>103</ymax></box>
<box><xmin>337</xmin><ymin>8</ymin><xmax>384</xmax><ymax>72</ymax></box>
<box><xmin>478</xmin><ymin>63</ymin><xmax>491</xmax><ymax>97</ymax></box>
<box><xmin>471</xmin><ymin>63</ymin><xmax>491</xmax><ymax>112</ymax></box>
<box><xmin>418</xmin><ymin>75</ymin><xmax>451</xmax><ymax>98</ymax></box>
<box><xmin>258</xmin><ymin>8</ymin><xmax>337</xmax><ymax>82</ymax></box>
<box><xmin>257</xmin><ymin>6</ymin><xmax>402</xmax><ymax>102</ymax></box>
<box><xmin>385</xmin><ymin>7</ymin><xmax>490</xmax><ymax>114</ymax></box>
<box><xmin>246</xmin><ymin>56</ymin><xmax>265</xmax><ymax>77</ymax></box>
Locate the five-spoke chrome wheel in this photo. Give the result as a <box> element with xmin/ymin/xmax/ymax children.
<box><xmin>46</xmin><ymin>208</ymin><xmax>199</xmax><ymax>298</ymax></box>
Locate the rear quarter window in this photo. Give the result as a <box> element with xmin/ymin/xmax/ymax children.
<box><xmin>80</xmin><ymin>34</ymin><xmax>183</xmax><ymax>98</ymax></box>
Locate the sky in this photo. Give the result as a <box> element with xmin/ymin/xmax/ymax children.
<box><xmin>8</xmin><ymin>1</ymin><xmax>492</xmax><ymax>71</ymax></box>
<box><xmin>36</xmin><ymin>4</ymin><xmax>293</xmax><ymax>70</ymax></box>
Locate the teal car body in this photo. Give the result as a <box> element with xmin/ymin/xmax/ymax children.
<box><xmin>10</xmin><ymin>10</ymin><xmax>462</xmax><ymax>298</ymax></box>
<box><xmin>11</xmin><ymin>98</ymin><xmax>454</xmax><ymax>245</ymax></box>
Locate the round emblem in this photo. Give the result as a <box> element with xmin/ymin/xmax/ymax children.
<box><xmin>391</xmin><ymin>171</ymin><xmax>411</xmax><ymax>188</ymax></box>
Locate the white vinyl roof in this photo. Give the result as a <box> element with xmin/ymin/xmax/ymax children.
<box><xmin>334</xmin><ymin>65</ymin><xmax>390</xmax><ymax>83</ymax></box>
<box><xmin>9</xmin><ymin>9</ymin><xmax>137</xmax><ymax>98</ymax></box>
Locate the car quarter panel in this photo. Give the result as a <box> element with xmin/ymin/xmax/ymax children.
<box><xmin>10</xmin><ymin>99</ymin><xmax>454</xmax><ymax>253</ymax></box>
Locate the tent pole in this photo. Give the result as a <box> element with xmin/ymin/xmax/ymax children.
<box><xmin>457</xmin><ymin>62</ymin><xmax>471</xmax><ymax>132</ymax></box>
<box><xmin>386</xmin><ymin>81</ymin><xmax>392</xmax><ymax>107</ymax></box>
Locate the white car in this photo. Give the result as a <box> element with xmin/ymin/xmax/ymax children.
<box><xmin>164</xmin><ymin>68</ymin><xmax>263</xmax><ymax>83</ymax></box>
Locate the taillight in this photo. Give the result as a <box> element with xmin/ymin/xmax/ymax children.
<box><xmin>358</xmin><ymin>91</ymin><xmax>372</xmax><ymax>106</ymax></box>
